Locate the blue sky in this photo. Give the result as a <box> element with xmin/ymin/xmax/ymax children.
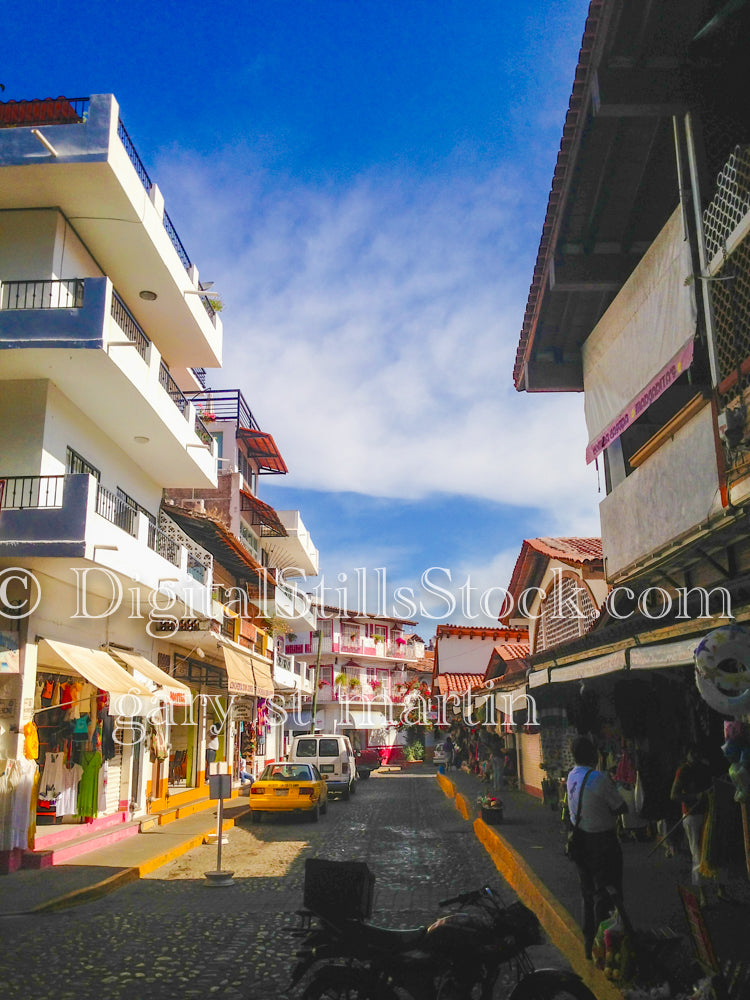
<box><xmin>4</xmin><ymin>0</ymin><xmax>599</xmax><ymax>634</ymax></box>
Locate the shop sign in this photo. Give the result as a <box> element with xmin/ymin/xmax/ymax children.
<box><xmin>233</xmin><ymin>699</ymin><xmax>255</xmax><ymax>721</ymax></box>
<box><xmin>0</xmin><ymin>631</ymin><xmax>20</xmax><ymax>673</ymax></box>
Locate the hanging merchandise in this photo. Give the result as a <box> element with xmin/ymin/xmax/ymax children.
<box><xmin>77</xmin><ymin>749</ymin><xmax>103</xmax><ymax>820</ymax></box>
<box><xmin>148</xmin><ymin>713</ymin><xmax>169</xmax><ymax>761</ymax></box>
<box><xmin>694</xmin><ymin>625</ymin><xmax>750</xmax><ymax>717</ymax></box>
<box><xmin>23</xmin><ymin>720</ymin><xmax>39</xmax><ymax>761</ymax></box>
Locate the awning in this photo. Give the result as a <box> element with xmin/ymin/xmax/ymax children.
<box><xmin>220</xmin><ymin>644</ymin><xmax>275</xmax><ymax>699</ymax></box>
<box><xmin>240</xmin><ymin>489</ymin><xmax>287</xmax><ymax>537</ymax></box>
<box><xmin>550</xmin><ymin>650</ymin><xmax>627</xmax><ymax>683</ymax></box>
<box><xmin>237</xmin><ymin>428</ymin><xmax>288</xmax><ymax>475</ymax></box>
<box><xmin>629</xmin><ymin>638</ymin><xmax>697</xmax><ymax>670</ymax></box>
<box><xmin>38</xmin><ymin>639</ymin><xmax>151</xmax><ymax>715</ymax></box>
<box><xmin>108</xmin><ymin>650</ymin><xmax>191</xmax><ymax>706</ymax></box>
<box><xmin>344</xmin><ymin>710</ymin><xmax>393</xmax><ymax>729</ymax></box>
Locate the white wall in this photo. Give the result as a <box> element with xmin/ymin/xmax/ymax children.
<box><xmin>42</xmin><ymin>381</ymin><xmax>164</xmax><ymax>514</ymax></box>
<box><xmin>0</xmin><ymin>380</ymin><xmax>48</xmax><ymax>474</ymax></box>
<box><xmin>0</xmin><ymin>209</ymin><xmax>101</xmax><ymax>281</ymax></box>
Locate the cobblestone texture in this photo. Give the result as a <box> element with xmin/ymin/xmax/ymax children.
<box><xmin>0</xmin><ymin>770</ymin><xmax>566</xmax><ymax>999</ymax></box>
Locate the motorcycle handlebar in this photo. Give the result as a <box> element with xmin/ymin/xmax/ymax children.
<box><xmin>439</xmin><ymin>889</ymin><xmax>482</xmax><ymax>908</ymax></box>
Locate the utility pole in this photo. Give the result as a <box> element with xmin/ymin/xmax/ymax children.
<box><xmin>309</xmin><ymin>629</ymin><xmax>323</xmax><ymax>734</ymax></box>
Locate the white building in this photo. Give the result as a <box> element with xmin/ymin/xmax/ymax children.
<box><xmin>0</xmin><ymin>93</ymin><xmax>224</xmax><ymax>872</ymax></box>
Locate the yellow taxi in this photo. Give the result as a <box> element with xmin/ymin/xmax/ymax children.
<box><xmin>249</xmin><ymin>763</ymin><xmax>328</xmax><ymax>822</ymax></box>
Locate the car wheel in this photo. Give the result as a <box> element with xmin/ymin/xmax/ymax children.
<box><xmin>349</xmin><ymin>779</ymin><xmax>357</xmax><ymax>795</ymax></box>
<box><xmin>250</xmin><ymin>810</ymin><xmax>261</xmax><ymax>824</ymax></box>
<box><xmin>309</xmin><ymin>803</ymin><xmax>320</xmax><ymax>823</ymax></box>
<box><xmin>358</xmin><ymin>769</ymin><xmax>371</xmax><ymax>780</ymax></box>
<box><xmin>320</xmin><ymin>797</ymin><xmax>328</xmax><ymax>815</ymax></box>
<box><xmin>341</xmin><ymin>784</ymin><xmax>351</xmax><ymax>801</ymax></box>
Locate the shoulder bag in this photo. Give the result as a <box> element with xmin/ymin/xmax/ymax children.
<box><xmin>564</xmin><ymin>768</ymin><xmax>593</xmax><ymax>863</ymax></box>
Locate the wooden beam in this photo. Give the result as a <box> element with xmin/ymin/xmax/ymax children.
<box><xmin>592</xmin><ymin>67</ymin><xmax>687</xmax><ymax>118</ymax></box>
<box><xmin>524</xmin><ymin>359</ymin><xmax>583</xmax><ymax>392</ymax></box>
<box><xmin>549</xmin><ymin>254</ymin><xmax>637</xmax><ymax>293</ymax></box>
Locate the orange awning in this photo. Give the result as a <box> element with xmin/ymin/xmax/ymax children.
<box><xmin>237</xmin><ymin>428</ymin><xmax>288</xmax><ymax>475</ymax></box>
<box><xmin>240</xmin><ymin>490</ymin><xmax>287</xmax><ymax>537</ymax></box>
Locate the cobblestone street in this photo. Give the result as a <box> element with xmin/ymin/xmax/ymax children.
<box><xmin>0</xmin><ymin>771</ymin><xmax>566</xmax><ymax>999</ymax></box>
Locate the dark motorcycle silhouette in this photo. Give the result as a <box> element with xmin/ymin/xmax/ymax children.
<box><xmin>289</xmin><ymin>884</ymin><xmax>597</xmax><ymax>1000</ymax></box>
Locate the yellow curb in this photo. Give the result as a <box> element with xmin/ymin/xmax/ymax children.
<box><xmin>136</xmin><ymin>807</ymin><xmax>250</xmax><ymax>877</ymax></box>
<box><xmin>30</xmin><ymin>866</ymin><xmax>140</xmax><ymax>914</ymax></box>
<box><xmin>473</xmin><ymin>820</ymin><xmax>623</xmax><ymax>999</ymax></box>
<box><xmin>434</xmin><ymin>775</ymin><xmax>622</xmax><ymax>999</ymax></box>
<box><xmin>454</xmin><ymin>793</ymin><xmax>470</xmax><ymax>821</ymax></box>
<box><xmin>436</xmin><ymin>772</ymin><xmax>456</xmax><ymax>798</ymax></box>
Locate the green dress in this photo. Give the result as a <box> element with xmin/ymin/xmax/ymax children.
<box><xmin>77</xmin><ymin>750</ymin><xmax>103</xmax><ymax>819</ymax></box>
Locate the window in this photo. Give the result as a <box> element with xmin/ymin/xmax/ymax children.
<box><xmin>535</xmin><ymin>577</ymin><xmax>598</xmax><ymax>653</ymax></box>
<box><xmin>318</xmin><ymin>739</ymin><xmax>339</xmax><ymax>758</ymax></box>
<box><xmin>66</xmin><ymin>447</ymin><xmax>100</xmax><ymax>481</ymax></box>
<box><xmin>295</xmin><ymin>738</ymin><xmax>317</xmax><ymax>758</ymax></box>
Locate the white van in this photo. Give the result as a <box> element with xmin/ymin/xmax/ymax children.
<box><xmin>289</xmin><ymin>734</ymin><xmax>358</xmax><ymax>799</ymax></box>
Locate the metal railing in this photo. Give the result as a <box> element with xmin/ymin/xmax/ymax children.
<box><xmin>192</xmin><ymin>368</ymin><xmax>207</xmax><ymax>387</ymax></box>
<box><xmin>1</xmin><ymin>278</ymin><xmax>84</xmax><ymax>310</ymax></box>
<box><xmin>158</xmin><ymin>362</ymin><xmax>189</xmax><ymax>415</ymax></box>
<box><xmin>194</xmin><ymin>413</ymin><xmax>214</xmax><ymax>447</ymax></box>
<box><xmin>186</xmin><ymin>388</ymin><xmax>261</xmax><ymax>430</ymax></box>
<box><xmin>0</xmin><ymin>475</ymin><xmax>65</xmax><ymax>509</ymax></box>
<box><xmin>117</xmin><ymin>118</ymin><xmax>152</xmax><ymax>191</ymax></box>
<box><xmin>111</xmin><ymin>290</ymin><xmax>149</xmax><ymax>360</ymax></box>
<box><xmin>163</xmin><ymin>211</ymin><xmax>191</xmax><ymax>271</ymax></box>
<box><xmin>96</xmin><ymin>485</ymin><xmax>136</xmax><ymax>536</ymax></box>
<box><xmin>148</xmin><ymin>522</ymin><xmax>181</xmax><ymax>567</ymax></box>
<box><xmin>0</xmin><ymin>97</ymin><xmax>89</xmax><ymax>129</ymax></box>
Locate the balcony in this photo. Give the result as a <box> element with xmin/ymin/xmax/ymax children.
<box><xmin>0</xmin><ymin>94</ymin><xmax>221</xmax><ymax>368</ymax></box>
<box><xmin>0</xmin><ymin>276</ymin><xmax>217</xmax><ymax>487</ymax></box>
<box><xmin>282</xmin><ymin>632</ymin><xmax>418</xmax><ymax>661</ymax></box>
<box><xmin>263</xmin><ymin>510</ymin><xmax>320</xmax><ymax>577</ymax></box>
<box><xmin>0</xmin><ymin>474</ymin><xmax>213</xmax><ymax>616</ymax></box>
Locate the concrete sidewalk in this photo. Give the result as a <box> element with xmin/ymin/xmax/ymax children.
<box><xmin>0</xmin><ymin>799</ymin><xmax>249</xmax><ymax>916</ymax></box>
<box><xmin>439</xmin><ymin>764</ymin><xmax>750</xmax><ymax>996</ymax></box>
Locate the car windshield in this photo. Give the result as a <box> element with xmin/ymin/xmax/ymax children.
<box><xmin>261</xmin><ymin>764</ymin><xmax>313</xmax><ymax>782</ymax></box>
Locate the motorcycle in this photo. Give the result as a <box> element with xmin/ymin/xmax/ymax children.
<box><xmin>289</xmin><ymin>885</ymin><xmax>597</xmax><ymax>1000</ymax></box>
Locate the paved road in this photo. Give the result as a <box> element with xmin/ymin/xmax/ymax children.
<box><xmin>0</xmin><ymin>771</ymin><xmax>568</xmax><ymax>999</ymax></box>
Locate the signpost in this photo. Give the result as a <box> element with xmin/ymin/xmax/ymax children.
<box><xmin>204</xmin><ymin>773</ymin><xmax>233</xmax><ymax>886</ymax></box>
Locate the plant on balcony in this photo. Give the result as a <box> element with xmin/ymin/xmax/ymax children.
<box><xmin>347</xmin><ymin>676</ymin><xmax>361</xmax><ymax>691</ymax></box>
<box><xmin>206</xmin><ymin>296</ymin><xmax>224</xmax><ymax>313</ymax></box>
<box><xmin>318</xmin><ymin>679</ymin><xmax>330</xmax><ymax>690</ymax></box>
<box><xmin>373</xmin><ymin>634</ymin><xmax>385</xmax><ymax>644</ymax></box>
<box><xmin>395</xmin><ymin>637</ymin><xmax>406</xmax><ymax>646</ymax></box>
<box><xmin>334</xmin><ymin>672</ymin><xmax>348</xmax><ymax>688</ymax></box>
<box><xmin>371</xmin><ymin>680</ymin><xmax>383</xmax><ymax>694</ymax></box>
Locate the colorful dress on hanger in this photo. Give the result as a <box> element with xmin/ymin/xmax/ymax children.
<box><xmin>76</xmin><ymin>750</ymin><xmax>103</xmax><ymax>819</ymax></box>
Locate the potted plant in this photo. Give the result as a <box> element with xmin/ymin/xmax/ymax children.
<box><xmin>347</xmin><ymin>676</ymin><xmax>361</xmax><ymax>691</ymax></box>
<box><xmin>334</xmin><ymin>672</ymin><xmax>348</xmax><ymax>688</ymax></box>
<box><xmin>477</xmin><ymin>792</ymin><xmax>504</xmax><ymax>825</ymax></box>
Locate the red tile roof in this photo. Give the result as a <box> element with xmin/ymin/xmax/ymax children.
<box><xmin>493</xmin><ymin>643</ymin><xmax>530</xmax><ymax>661</ymax></box>
<box><xmin>436</xmin><ymin>673</ymin><xmax>484</xmax><ymax>696</ymax></box>
<box><xmin>502</xmin><ymin>537</ymin><xmax>602</xmax><ymax>620</ymax></box>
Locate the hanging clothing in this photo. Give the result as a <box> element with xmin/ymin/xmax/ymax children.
<box><xmin>40</xmin><ymin>752</ymin><xmax>66</xmax><ymax>799</ymax></box>
<box><xmin>77</xmin><ymin>751</ymin><xmax>103</xmax><ymax>820</ymax></box>
<box><xmin>23</xmin><ymin>721</ymin><xmax>39</xmax><ymax>761</ymax></box>
<box><xmin>101</xmin><ymin>713</ymin><xmax>116</xmax><ymax>761</ymax></box>
<box><xmin>97</xmin><ymin>761</ymin><xmax>109</xmax><ymax>814</ymax></box>
<box><xmin>0</xmin><ymin>758</ymin><xmax>38</xmax><ymax>851</ymax></box>
<box><xmin>55</xmin><ymin>763</ymin><xmax>83</xmax><ymax>818</ymax></box>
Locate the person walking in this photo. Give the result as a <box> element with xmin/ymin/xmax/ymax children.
<box><xmin>566</xmin><ymin>736</ymin><xmax>628</xmax><ymax>959</ymax></box>
<box><xmin>444</xmin><ymin>734</ymin><xmax>455</xmax><ymax>769</ymax></box>
<box><xmin>490</xmin><ymin>739</ymin><xmax>505</xmax><ymax>794</ymax></box>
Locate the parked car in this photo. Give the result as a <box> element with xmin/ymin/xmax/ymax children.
<box><xmin>355</xmin><ymin>747</ymin><xmax>381</xmax><ymax>779</ymax></box>
<box><xmin>289</xmin><ymin>733</ymin><xmax>358</xmax><ymax>799</ymax></box>
<box><xmin>433</xmin><ymin>741</ymin><xmax>450</xmax><ymax>765</ymax></box>
<box><xmin>249</xmin><ymin>763</ymin><xmax>328</xmax><ymax>822</ymax></box>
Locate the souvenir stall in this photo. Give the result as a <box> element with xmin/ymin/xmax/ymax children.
<box><xmin>32</xmin><ymin>640</ymin><xmax>153</xmax><ymax>827</ymax></box>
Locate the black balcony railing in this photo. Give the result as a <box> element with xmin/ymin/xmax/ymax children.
<box><xmin>0</xmin><ymin>97</ymin><xmax>89</xmax><ymax>129</ymax></box>
<box><xmin>162</xmin><ymin>211</ymin><xmax>192</xmax><ymax>271</ymax></box>
<box><xmin>186</xmin><ymin>388</ymin><xmax>261</xmax><ymax>430</ymax></box>
<box><xmin>159</xmin><ymin>362</ymin><xmax>189</xmax><ymax>416</ymax></box>
<box><xmin>1</xmin><ymin>278</ymin><xmax>84</xmax><ymax>310</ymax></box>
<box><xmin>0</xmin><ymin>475</ymin><xmax>65</xmax><ymax>509</ymax></box>
<box><xmin>148</xmin><ymin>522</ymin><xmax>181</xmax><ymax>567</ymax></box>
<box><xmin>111</xmin><ymin>291</ymin><xmax>149</xmax><ymax>360</ymax></box>
<box><xmin>96</xmin><ymin>485</ymin><xmax>137</xmax><ymax>536</ymax></box>
<box><xmin>192</xmin><ymin>367</ymin><xmax>207</xmax><ymax>388</ymax></box>
<box><xmin>194</xmin><ymin>414</ymin><xmax>214</xmax><ymax>447</ymax></box>
<box><xmin>117</xmin><ymin>118</ymin><xmax>152</xmax><ymax>191</ymax></box>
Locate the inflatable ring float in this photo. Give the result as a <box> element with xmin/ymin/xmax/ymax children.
<box><xmin>694</xmin><ymin>625</ymin><xmax>750</xmax><ymax>717</ymax></box>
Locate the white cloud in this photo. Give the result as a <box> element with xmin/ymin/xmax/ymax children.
<box><xmin>158</xmin><ymin>147</ymin><xmax>598</xmax><ymax>527</ymax></box>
